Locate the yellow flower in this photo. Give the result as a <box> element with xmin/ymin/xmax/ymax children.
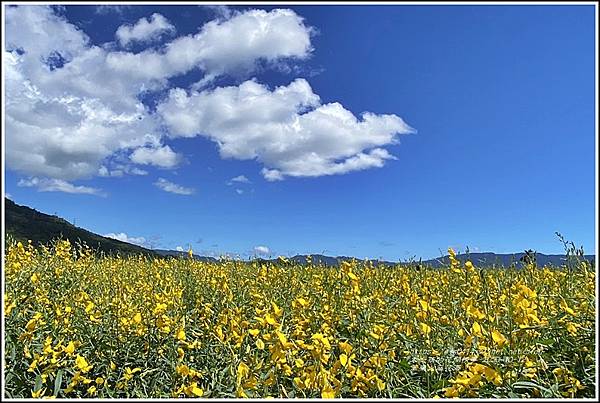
<box><xmin>295</xmin><ymin>297</ymin><xmax>309</xmax><ymax>307</ymax></box>
<box><xmin>95</xmin><ymin>377</ymin><xmax>104</xmax><ymax>385</ymax></box>
<box><xmin>560</xmin><ymin>300</ymin><xmax>576</xmax><ymax>316</ymax></box>
<box><xmin>275</xmin><ymin>330</ymin><xmax>288</xmax><ymax>346</ymax></box>
<box><xmin>176</xmin><ymin>327</ymin><xmax>186</xmax><ymax>341</ymax></box>
<box><xmin>75</xmin><ymin>355</ymin><xmax>93</xmax><ymax>373</ymax></box>
<box><xmin>64</xmin><ymin>341</ymin><xmax>75</xmax><ymax>355</ymax></box>
<box><xmin>123</xmin><ymin>367</ymin><xmax>141</xmax><ymax>381</ymax></box>
<box><xmin>321</xmin><ymin>384</ymin><xmax>336</xmax><ymax>398</ymax></box>
<box><xmin>237</xmin><ymin>362</ymin><xmax>250</xmax><ymax>385</ymax></box>
<box><xmin>472</xmin><ymin>321</ymin><xmax>483</xmax><ymax>337</ymax></box>
<box><xmin>339</xmin><ymin>341</ymin><xmax>353</xmax><ymax>354</ymax></box>
<box><xmin>5</xmin><ymin>300</ymin><xmax>16</xmax><ymax>316</ymax></box>
<box><xmin>339</xmin><ymin>353</ymin><xmax>348</xmax><ymax>366</ymax></box>
<box><xmin>553</xmin><ymin>367</ymin><xmax>567</xmax><ymax>377</ymax></box>
<box><xmin>491</xmin><ymin>329</ymin><xmax>507</xmax><ymax>347</ymax></box>
<box><xmin>133</xmin><ymin>312</ymin><xmax>142</xmax><ymax>324</ymax></box>
<box><xmin>265</xmin><ymin>313</ymin><xmax>277</xmax><ymax>326</ymax></box>
<box><xmin>176</xmin><ymin>364</ymin><xmax>190</xmax><ymax>377</ymax></box>
<box><xmin>31</xmin><ymin>388</ymin><xmax>46</xmax><ymax>398</ymax></box>
<box><xmin>184</xmin><ymin>383</ymin><xmax>203</xmax><ymax>397</ymax></box>
<box><xmin>26</xmin><ymin>313</ymin><xmax>43</xmax><ymax>331</ymax></box>
<box><xmin>28</xmin><ymin>359</ymin><xmax>38</xmax><ymax>372</ymax></box>
<box><xmin>444</xmin><ymin>386</ymin><xmax>460</xmax><ymax>397</ymax></box>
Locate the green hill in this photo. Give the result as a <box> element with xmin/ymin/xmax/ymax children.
<box><xmin>4</xmin><ymin>198</ymin><xmax>155</xmax><ymax>256</ymax></box>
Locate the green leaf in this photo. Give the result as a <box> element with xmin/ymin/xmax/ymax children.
<box><xmin>512</xmin><ymin>380</ymin><xmax>552</xmax><ymax>395</ymax></box>
<box><xmin>34</xmin><ymin>374</ymin><xmax>43</xmax><ymax>392</ymax></box>
<box><xmin>536</xmin><ymin>338</ymin><xmax>555</xmax><ymax>346</ymax></box>
<box><xmin>53</xmin><ymin>369</ymin><xmax>63</xmax><ymax>397</ymax></box>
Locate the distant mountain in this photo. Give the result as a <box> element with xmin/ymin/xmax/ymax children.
<box><xmin>154</xmin><ymin>249</ymin><xmax>218</xmax><ymax>263</ymax></box>
<box><xmin>421</xmin><ymin>252</ymin><xmax>595</xmax><ymax>268</ymax></box>
<box><xmin>5</xmin><ymin>198</ymin><xmax>154</xmax><ymax>256</ymax></box>
<box><xmin>4</xmin><ymin>197</ymin><xmax>595</xmax><ymax>267</ymax></box>
<box><xmin>262</xmin><ymin>252</ymin><xmax>595</xmax><ymax>268</ymax></box>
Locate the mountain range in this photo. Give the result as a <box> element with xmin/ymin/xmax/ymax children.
<box><xmin>4</xmin><ymin>198</ymin><xmax>594</xmax><ymax>267</ymax></box>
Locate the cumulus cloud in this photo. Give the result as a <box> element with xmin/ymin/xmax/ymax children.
<box><xmin>107</xmin><ymin>8</ymin><xmax>314</xmax><ymax>82</ymax></box>
<box><xmin>5</xmin><ymin>5</ymin><xmax>415</xmax><ymax>187</ymax></box>
<box><xmin>227</xmin><ymin>175</ymin><xmax>251</xmax><ymax>185</ymax></box>
<box><xmin>235</xmin><ymin>189</ymin><xmax>244</xmax><ymax>194</ymax></box>
<box><xmin>154</xmin><ymin>178</ymin><xmax>195</xmax><ymax>195</ymax></box>
<box><xmin>116</xmin><ymin>13</ymin><xmax>175</xmax><ymax>47</ymax></box>
<box><xmin>158</xmin><ymin>79</ymin><xmax>414</xmax><ymax>180</ymax></box>
<box><xmin>4</xmin><ymin>6</ymin><xmax>166</xmax><ymax>181</ymax></box>
<box><xmin>5</xmin><ymin>6</ymin><xmax>313</xmax><ymax>184</ymax></box>
<box><xmin>17</xmin><ymin>177</ymin><xmax>105</xmax><ymax>196</ymax></box>
<box><xmin>104</xmin><ymin>232</ymin><xmax>147</xmax><ymax>247</ymax></box>
<box><xmin>98</xmin><ymin>164</ymin><xmax>148</xmax><ymax>177</ymax></box>
<box><xmin>176</xmin><ymin>246</ymin><xmax>184</xmax><ymax>252</ymax></box>
<box><xmin>95</xmin><ymin>5</ymin><xmax>131</xmax><ymax>15</ymax></box>
<box><xmin>253</xmin><ymin>245</ymin><xmax>270</xmax><ymax>256</ymax></box>
<box><xmin>204</xmin><ymin>5</ymin><xmax>233</xmax><ymax>20</ymax></box>
<box><xmin>130</xmin><ymin>145</ymin><xmax>181</xmax><ymax>168</ymax></box>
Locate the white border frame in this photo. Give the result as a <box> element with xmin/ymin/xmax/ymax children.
<box><xmin>1</xmin><ymin>1</ymin><xmax>597</xmax><ymax>401</ymax></box>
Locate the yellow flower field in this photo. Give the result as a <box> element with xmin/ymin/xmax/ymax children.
<box><xmin>3</xmin><ymin>240</ymin><xmax>596</xmax><ymax>398</ymax></box>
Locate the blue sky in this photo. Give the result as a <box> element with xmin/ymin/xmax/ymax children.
<box><xmin>3</xmin><ymin>4</ymin><xmax>596</xmax><ymax>260</ymax></box>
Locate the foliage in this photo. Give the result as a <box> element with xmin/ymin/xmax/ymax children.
<box><xmin>4</xmin><ymin>240</ymin><xmax>596</xmax><ymax>398</ymax></box>
<box><xmin>4</xmin><ymin>198</ymin><xmax>153</xmax><ymax>256</ymax></box>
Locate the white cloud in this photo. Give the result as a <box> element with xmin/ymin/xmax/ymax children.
<box><xmin>176</xmin><ymin>246</ymin><xmax>184</xmax><ymax>252</ymax></box>
<box><xmin>98</xmin><ymin>164</ymin><xmax>148</xmax><ymax>177</ymax></box>
<box><xmin>107</xmin><ymin>8</ymin><xmax>314</xmax><ymax>82</ymax></box>
<box><xmin>228</xmin><ymin>175</ymin><xmax>251</xmax><ymax>185</ymax></box>
<box><xmin>5</xmin><ymin>6</ymin><xmax>415</xmax><ymax>186</ymax></box>
<box><xmin>261</xmin><ymin>168</ymin><xmax>285</xmax><ymax>182</ymax></box>
<box><xmin>158</xmin><ymin>79</ymin><xmax>414</xmax><ymax>180</ymax></box>
<box><xmin>4</xmin><ymin>6</ymin><xmax>166</xmax><ymax>181</ymax></box>
<box><xmin>5</xmin><ymin>6</ymin><xmax>315</xmax><ymax>184</ymax></box>
<box><xmin>130</xmin><ymin>167</ymin><xmax>148</xmax><ymax>175</ymax></box>
<box><xmin>130</xmin><ymin>145</ymin><xmax>181</xmax><ymax>168</ymax></box>
<box><xmin>104</xmin><ymin>232</ymin><xmax>147</xmax><ymax>247</ymax></box>
<box><xmin>116</xmin><ymin>13</ymin><xmax>175</xmax><ymax>47</ymax></box>
<box><xmin>204</xmin><ymin>5</ymin><xmax>233</xmax><ymax>20</ymax></box>
<box><xmin>235</xmin><ymin>188</ymin><xmax>244</xmax><ymax>194</ymax></box>
<box><xmin>95</xmin><ymin>5</ymin><xmax>131</xmax><ymax>15</ymax></box>
<box><xmin>154</xmin><ymin>178</ymin><xmax>195</xmax><ymax>195</ymax></box>
<box><xmin>253</xmin><ymin>245</ymin><xmax>270</xmax><ymax>256</ymax></box>
<box><xmin>6</xmin><ymin>193</ymin><xmax>13</xmax><ymax>199</ymax></box>
<box><xmin>17</xmin><ymin>177</ymin><xmax>105</xmax><ymax>196</ymax></box>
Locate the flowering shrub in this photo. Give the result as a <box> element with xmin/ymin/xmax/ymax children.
<box><xmin>4</xmin><ymin>241</ymin><xmax>596</xmax><ymax>398</ymax></box>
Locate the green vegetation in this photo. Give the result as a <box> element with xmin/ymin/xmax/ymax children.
<box><xmin>4</xmin><ymin>198</ymin><xmax>153</xmax><ymax>256</ymax></box>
